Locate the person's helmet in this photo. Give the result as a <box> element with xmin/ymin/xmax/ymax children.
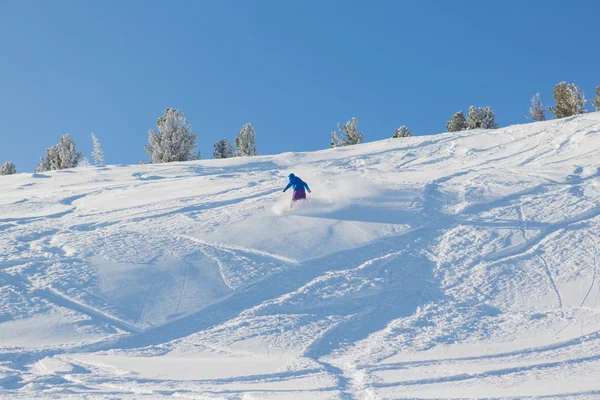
<box><xmin>288</xmin><ymin>173</ymin><xmax>295</xmax><ymax>179</ymax></box>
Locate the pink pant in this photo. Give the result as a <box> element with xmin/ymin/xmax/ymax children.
<box><xmin>292</xmin><ymin>190</ymin><xmax>306</xmax><ymax>201</ymax></box>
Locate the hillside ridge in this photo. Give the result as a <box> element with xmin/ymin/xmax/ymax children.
<box><xmin>1</xmin><ymin>114</ymin><xmax>600</xmax><ymax>398</ymax></box>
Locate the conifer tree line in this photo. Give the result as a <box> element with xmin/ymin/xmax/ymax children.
<box><xmin>333</xmin><ymin>83</ymin><xmax>598</xmax><ymax>145</ymax></box>
<box><xmin>5</xmin><ymin>107</ymin><xmax>261</xmax><ymax>174</ymax></box>
<box><xmin>3</xmin><ymin>80</ymin><xmax>599</xmax><ymax>175</ymax></box>
<box><xmin>446</xmin><ymin>107</ymin><xmax>498</xmax><ymax>132</ymax></box>
<box><xmin>212</xmin><ymin>123</ymin><xmax>258</xmax><ymax>159</ymax></box>
<box><xmin>34</xmin><ymin>133</ymin><xmax>104</xmax><ymax>173</ymax></box>
<box><xmin>526</xmin><ymin>82</ymin><xmax>599</xmax><ymax>121</ymax></box>
<box><xmin>143</xmin><ymin>108</ymin><xmax>259</xmax><ymax>162</ymax></box>
<box><xmin>0</xmin><ymin>161</ymin><xmax>16</xmax><ymax>175</ymax></box>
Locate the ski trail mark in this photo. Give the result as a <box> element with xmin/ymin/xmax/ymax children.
<box><xmin>174</xmin><ymin>262</ymin><xmax>188</xmax><ymax>315</ymax></box>
<box><xmin>539</xmin><ymin>254</ymin><xmax>564</xmax><ymax>318</ymax></box>
<box><xmin>516</xmin><ymin>204</ymin><xmax>528</xmax><ymax>241</ymax></box>
<box><xmin>581</xmin><ymin>235</ymin><xmax>599</xmax><ymax>307</ymax></box>
<box><xmin>136</xmin><ymin>255</ymin><xmax>166</xmax><ymax>326</ymax></box>
<box><xmin>593</xmin><ymin>234</ymin><xmax>600</xmax><ymax>309</ymax></box>
<box><xmin>198</xmin><ymin>246</ymin><xmax>235</xmax><ymax>290</ymax></box>
<box><xmin>0</xmin><ymin>269</ymin><xmax>139</xmax><ymax>334</ymax></box>
<box><xmin>344</xmin><ymin>362</ymin><xmax>380</xmax><ymax>400</ymax></box>
<box><xmin>38</xmin><ymin>287</ymin><xmax>141</xmax><ymax>334</ymax></box>
<box><xmin>314</xmin><ymin>360</ymin><xmax>354</xmax><ymax>400</ymax></box>
<box><xmin>179</xmin><ymin>234</ymin><xmax>299</xmax><ymax>265</ymax></box>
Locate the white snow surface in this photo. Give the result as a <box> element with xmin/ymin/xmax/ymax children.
<box><xmin>2</xmin><ymin>114</ymin><xmax>600</xmax><ymax>399</ymax></box>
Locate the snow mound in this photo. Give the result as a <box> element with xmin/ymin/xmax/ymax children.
<box><xmin>2</xmin><ymin>114</ymin><xmax>600</xmax><ymax>398</ymax></box>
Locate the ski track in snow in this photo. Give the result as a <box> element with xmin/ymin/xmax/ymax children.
<box><xmin>1</xmin><ymin>115</ymin><xmax>600</xmax><ymax>398</ymax></box>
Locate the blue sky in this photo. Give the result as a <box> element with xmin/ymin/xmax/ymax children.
<box><xmin>1</xmin><ymin>1</ymin><xmax>599</xmax><ymax>172</ymax></box>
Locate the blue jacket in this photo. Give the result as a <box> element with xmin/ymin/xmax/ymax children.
<box><xmin>284</xmin><ymin>174</ymin><xmax>310</xmax><ymax>192</ymax></box>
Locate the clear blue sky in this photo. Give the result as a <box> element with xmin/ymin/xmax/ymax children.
<box><xmin>1</xmin><ymin>1</ymin><xmax>599</xmax><ymax>172</ymax></box>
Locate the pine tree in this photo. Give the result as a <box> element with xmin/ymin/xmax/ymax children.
<box><xmin>331</xmin><ymin>117</ymin><xmax>364</xmax><ymax>147</ymax></box>
<box><xmin>234</xmin><ymin>123</ymin><xmax>258</xmax><ymax>156</ymax></box>
<box><xmin>446</xmin><ymin>111</ymin><xmax>468</xmax><ymax>132</ymax></box>
<box><xmin>393</xmin><ymin>126</ymin><xmax>412</xmax><ymax>138</ymax></box>
<box><xmin>35</xmin><ymin>134</ymin><xmax>83</xmax><ymax>172</ymax></box>
<box><xmin>548</xmin><ymin>81</ymin><xmax>586</xmax><ymax>118</ymax></box>
<box><xmin>35</xmin><ymin>157</ymin><xmax>50</xmax><ymax>173</ymax></box>
<box><xmin>527</xmin><ymin>93</ymin><xmax>546</xmax><ymax>121</ymax></box>
<box><xmin>592</xmin><ymin>87</ymin><xmax>600</xmax><ymax>112</ymax></box>
<box><xmin>91</xmin><ymin>132</ymin><xmax>105</xmax><ymax>167</ymax></box>
<box><xmin>78</xmin><ymin>157</ymin><xmax>91</xmax><ymax>167</ymax></box>
<box><xmin>55</xmin><ymin>134</ymin><xmax>83</xmax><ymax>169</ymax></box>
<box><xmin>0</xmin><ymin>161</ymin><xmax>16</xmax><ymax>175</ymax></box>
<box><xmin>466</xmin><ymin>106</ymin><xmax>498</xmax><ymax>129</ymax></box>
<box><xmin>213</xmin><ymin>138</ymin><xmax>236</xmax><ymax>159</ymax></box>
<box><xmin>146</xmin><ymin>108</ymin><xmax>198</xmax><ymax>163</ymax></box>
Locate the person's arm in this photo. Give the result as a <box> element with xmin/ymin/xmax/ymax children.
<box><xmin>283</xmin><ymin>181</ymin><xmax>292</xmax><ymax>192</ymax></box>
<box><xmin>304</xmin><ymin>181</ymin><xmax>311</xmax><ymax>193</ymax></box>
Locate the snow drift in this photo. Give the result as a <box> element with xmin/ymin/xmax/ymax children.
<box><xmin>1</xmin><ymin>114</ymin><xmax>600</xmax><ymax>399</ymax></box>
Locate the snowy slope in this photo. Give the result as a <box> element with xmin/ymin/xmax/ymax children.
<box><xmin>1</xmin><ymin>114</ymin><xmax>600</xmax><ymax>399</ymax></box>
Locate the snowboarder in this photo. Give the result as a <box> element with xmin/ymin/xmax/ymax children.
<box><xmin>283</xmin><ymin>173</ymin><xmax>311</xmax><ymax>206</ymax></box>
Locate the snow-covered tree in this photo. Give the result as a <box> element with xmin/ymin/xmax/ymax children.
<box><xmin>446</xmin><ymin>111</ymin><xmax>468</xmax><ymax>132</ymax></box>
<box><xmin>91</xmin><ymin>132</ymin><xmax>105</xmax><ymax>167</ymax></box>
<box><xmin>393</xmin><ymin>126</ymin><xmax>412</xmax><ymax>138</ymax></box>
<box><xmin>213</xmin><ymin>138</ymin><xmax>235</xmax><ymax>159</ymax></box>
<box><xmin>35</xmin><ymin>157</ymin><xmax>50</xmax><ymax>173</ymax></box>
<box><xmin>0</xmin><ymin>161</ymin><xmax>16</xmax><ymax>175</ymax></box>
<box><xmin>527</xmin><ymin>93</ymin><xmax>546</xmax><ymax>121</ymax></box>
<box><xmin>331</xmin><ymin>117</ymin><xmax>364</xmax><ymax>148</ymax></box>
<box><xmin>548</xmin><ymin>81</ymin><xmax>586</xmax><ymax>118</ymax></box>
<box><xmin>54</xmin><ymin>134</ymin><xmax>82</xmax><ymax>169</ymax></box>
<box><xmin>592</xmin><ymin>87</ymin><xmax>600</xmax><ymax>112</ymax></box>
<box><xmin>78</xmin><ymin>157</ymin><xmax>91</xmax><ymax>167</ymax></box>
<box><xmin>466</xmin><ymin>106</ymin><xmax>498</xmax><ymax>130</ymax></box>
<box><xmin>234</xmin><ymin>123</ymin><xmax>258</xmax><ymax>157</ymax></box>
<box><xmin>146</xmin><ymin>108</ymin><xmax>198</xmax><ymax>163</ymax></box>
<box><xmin>35</xmin><ymin>134</ymin><xmax>83</xmax><ymax>172</ymax></box>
